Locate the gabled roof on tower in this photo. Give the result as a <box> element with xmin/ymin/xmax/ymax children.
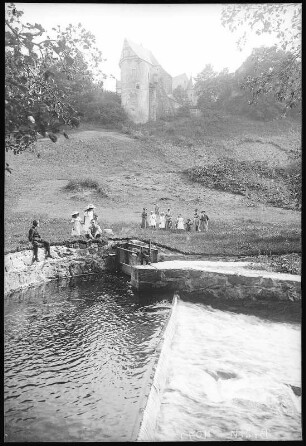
<box><xmin>123</xmin><ymin>38</ymin><xmax>160</xmax><ymax>66</ymax></box>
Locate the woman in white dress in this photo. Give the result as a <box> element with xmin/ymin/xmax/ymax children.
<box><xmin>83</xmin><ymin>204</ymin><xmax>96</xmax><ymax>232</ymax></box>
<box><xmin>149</xmin><ymin>211</ymin><xmax>157</xmax><ymax>229</ymax></box>
<box><xmin>71</xmin><ymin>211</ymin><xmax>82</xmax><ymax>236</ymax></box>
<box><xmin>159</xmin><ymin>212</ymin><xmax>166</xmax><ymax>229</ymax></box>
<box><xmin>176</xmin><ymin>214</ymin><xmax>185</xmax><ymax>231</ymax></box>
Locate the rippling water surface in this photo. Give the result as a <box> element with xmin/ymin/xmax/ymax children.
<box><xmin>4</xmin><ymin>275</ymin><xmax>172</xmax><ymax>442</ymax></box>
<box><xmin>154</xmin><ymin>298</ymin><xmax>301</xmax><ymax>441</ymax></box>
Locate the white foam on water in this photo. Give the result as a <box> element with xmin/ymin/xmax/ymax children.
<box><xmin>154</xmin><ymin>300</ymin><xmax>301</xmax><ymax>441</ymax></box>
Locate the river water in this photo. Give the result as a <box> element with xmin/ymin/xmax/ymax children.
<box><xmin>4</xmin><ymin>274</ymin><xmax>172</xmax><ymax>442</ymax></box>
<box><xmin>154</xmin><ymin>297</ymin><xmax>301</xmax><ymax>442</ymax></box>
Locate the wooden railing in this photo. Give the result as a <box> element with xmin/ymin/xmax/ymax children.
<box><xmin>116</xmin><ymin>241</ymin><xmax>158</xmax><ymax>267</ymax></box>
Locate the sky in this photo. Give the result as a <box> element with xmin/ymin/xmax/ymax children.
<box><xmin>17</xmin><ymin>3</ymin><xmax>280</xmax><ymax>91</ymax></box>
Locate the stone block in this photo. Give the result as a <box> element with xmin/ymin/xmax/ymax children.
<box><xmin>163</xmin><ymin>269</ymin><xmax>189</xmax><ymax>279</ymax></box>
<box><xmin>184</xmin><ymin>278</ymin><xmax>210</xmax><ymax>292</ymax></box>
<box><xmin>138</xmin><ymin>281</ymin><xmax>168</xmax><ymax>291</ymax></box>
<box><xmin>227</xmin><ymin>274</ymin><xmax>261</xmax><ymax>287</ymax></box>
<box><xmin>199</xmin><ymin>273</ymin><xmax>229</xmax><ymax>288</ymax></box>
<box><xmin>252</xmin><ymin>287</ymin><xmax>283</xmax><ymax>301</ymax></box>
<box><xmin>189</xmin><ymin>269</ymin><xmax>205</xmax><ymax>279</ymax></box>
<box><xmin>260</xmin><ymin>277</ymin><xmax>275</xmax><ymax>288</ymax></box>
<box><xmin>163</xmin><ymin>278</ymin><xmax>187</xmax><ymax>290</ymax></box>
<box><xmin>138</xmin><ymin>268</ymin><xmax>162</xmax><ymax>283</ymax></box>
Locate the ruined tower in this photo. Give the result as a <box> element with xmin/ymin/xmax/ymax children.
<box><xmin>118</xmin><ymin>39</ymin><xmax>197</xmax><ymax>123</ymax></box>
<box><xmin>119</xmin><ymin>39</ymin><xmax>157</xmax><ymax>123</ymax></box>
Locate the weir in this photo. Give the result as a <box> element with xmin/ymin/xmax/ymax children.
<box><xmin>116</xmin><ymin>246</ymin><xmax>301</xmax><ymax>301</ymax></box>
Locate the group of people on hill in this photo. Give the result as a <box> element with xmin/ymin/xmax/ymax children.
<box><xmin>28</xmin><ymin>202</ymin><xmax>209</xmax><ymax>263</ymax></box>
<box><xmin>28</xmin><ymin>203</ymin><xmax>104</xmax><ymax>262</ymax></box>
<box><xmin>70</xmin><ymin>203</ymin><xmax>103</xmax><ymax>240</ymax></box>
<box><xmin>141</xmin><ymin>205</ymin><xmax>209</xmax><ymax>232</ymax></box>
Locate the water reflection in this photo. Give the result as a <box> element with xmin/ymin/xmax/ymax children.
<box><xmin>4</xmin><ymin>274</ymin><xmax>172</xmax><ymax>442</ymax></box>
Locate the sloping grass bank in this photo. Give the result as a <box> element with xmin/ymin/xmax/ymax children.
<box><xmin>5</xmin><ymin>214</ymin><xmax>300</xmax><ymax>257</ymax></box>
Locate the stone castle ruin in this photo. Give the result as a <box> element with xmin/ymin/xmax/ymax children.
<box><xmin>116</xmin><ymin>39</ymin><xmax>198</xmax><ymax>123</ymax></box>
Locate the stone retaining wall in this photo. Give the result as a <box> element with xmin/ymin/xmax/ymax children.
<box><xmin>131</xmin><ymin>261</ymin><xmax>301</xmax><ymax>301</ymax></box>
<box><xmin>4</xmin><ymin>243</ymin><xmax>116</xmax><ymax>295</ymax></box>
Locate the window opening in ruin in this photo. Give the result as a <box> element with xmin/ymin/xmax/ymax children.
<box><xmin>136</xmin><ymin>83</ymin><xmax>140</xmax><ymax>89</ymax></box>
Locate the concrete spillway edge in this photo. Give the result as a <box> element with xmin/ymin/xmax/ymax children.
<box><xmin>134</xmin><ymin>293</ymin><xmax>179</xmax><ymax>441</ymax></box>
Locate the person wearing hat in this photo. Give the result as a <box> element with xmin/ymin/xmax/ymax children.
<box><xmin>71</xmin><ymin>211</ymin><xmax>82</xmax><ymax>236</ymax></box>
<box><xmin>28</xmin><ymin>219</ymin><xmax>52</xmax><ymax>262</ymax></box>
<box><xmin>200</xmin><ymin>210</ymin><xmax>209</xmax><ymax>232</ymax></box>
<box><xmin>83</xmin><ymin>204</ymin><xmax>97</xmax><ymax>232</ymax></box>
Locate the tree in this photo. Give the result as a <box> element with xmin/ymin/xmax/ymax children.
<box><xmin>235</xmin><ymin>46</ymin><xmax>297</xmax><ymax>118</ymax></box>
<box><xmin>194</xmin><ymin>65</ymin><xmax>235</xmax><ymax>116</ymax></box>
<box><xmin>78</xmin><ymin>90</ymin><xmax>128</xmax><ymax>126</ymax></box>
<box><xmin>172</xmin><ymin>85</ymin><xmax>189</xmax><ymax>105</ymax></box>
<box><xmin>5</xmin><ymin>3</ymin><xmax>104</xmax><ymax>154</ymax></box>
<box><xmin>221</xmin><ymin>3</ymin><xmax>301</xmax><ymax>110</ymax></box>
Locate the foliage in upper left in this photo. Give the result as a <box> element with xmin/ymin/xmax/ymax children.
<box><xmin>5</xmin><ymin>3</ymin><xmax>104</xmax><ymax>155</ymax></box>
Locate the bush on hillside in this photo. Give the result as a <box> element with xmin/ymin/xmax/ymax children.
<box><xmin>185</xmin><ymin>158</ymin><xmax>300</xmax><ymax>209</ymax></box>
<box><xmin>64</xmin><ymin>179</ymin><xmax>108</xmax><ymax>196</ymax></box>
<box><xmin>277</xmin><ymin>161</ymin><xmax>301</xmax><ymax>208</ymax></box>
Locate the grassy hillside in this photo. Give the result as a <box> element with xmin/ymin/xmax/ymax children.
<box><xmin>5</xmin><ymin>115</ymin><xmax>301</xmax><ymax>260</ymax></box>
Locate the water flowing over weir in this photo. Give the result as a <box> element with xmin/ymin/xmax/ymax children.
<box><xmin>4</xmin><ymin>274</ymin><xmax>173</xmax><ymax>442</ymax></box>
<box><xmin>152</xmin><ymin>298</ymin><xmax>301</xmax><ymax>441</ymax></box>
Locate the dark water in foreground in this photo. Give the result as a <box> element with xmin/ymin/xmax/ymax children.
<box><xmin>4</xmin><ymin>275</ymin><xmax>172</xmax><ymax>442</ymax></box>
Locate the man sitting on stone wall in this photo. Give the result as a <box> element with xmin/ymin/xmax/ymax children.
<box><xmin>28</xmin><ymin>220</ymin><xmax>53</xmax><ymax>262</ymax></box>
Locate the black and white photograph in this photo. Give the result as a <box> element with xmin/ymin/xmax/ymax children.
<box><xmin>4</xmin><ymin>2</ymin><xmax>301</xmax><ymax>442</ymax></box>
